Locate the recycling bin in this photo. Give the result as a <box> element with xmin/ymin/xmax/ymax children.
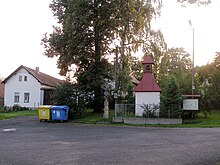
<box><xmin>51</xmin><ymin>105</ymin><xmax>69</xmax><ymax>121</ymax></box>
<box><xmin>38</xmin><ymin>105</ymin><xmax>52</xmax><ymax>122</ymax></box>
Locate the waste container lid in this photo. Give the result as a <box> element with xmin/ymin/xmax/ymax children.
<box><xmin>51</xmin><ymin>105</ymin><xmax>69</xmax><ymax>110</ymax></box>
<box><xmin>38</xmin><ymin>105</ymin><xmax>52</xmax><ymax>109</ymax></box>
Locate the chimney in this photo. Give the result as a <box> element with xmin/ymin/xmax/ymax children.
<box><xmin>35</xmin><ymin>67</ymin><xmax>39</xmax><ymax>72</ymax></box>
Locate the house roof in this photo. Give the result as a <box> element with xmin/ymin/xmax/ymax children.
<box><xmin>0</xmin><ymin>80</ymin><xmax>4</xmax><ymax>98</ymax></box>
<box><xmin>129</xmin><ymin>74</ymin><xmax>140</xmax><ymax>85</ymax></box>
<box><xmin>2</xmin><ymin>65</ymin><xmax>64</xmax><ymax>87</ymax></box>
<box><xmin>134</xmin><ymin>72</ymin><xmax>161</xmax><ymax>92</ymax></box>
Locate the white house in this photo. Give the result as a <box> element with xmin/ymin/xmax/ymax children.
<box><xmin>134</xmin><ymin>55</ymin><xmax>161</xmax><ymax>116</ymax></box>
<box><xmin>2</xmin><ymin>65</ymin><xmax>64</xmax><ymax>109</ymax></box>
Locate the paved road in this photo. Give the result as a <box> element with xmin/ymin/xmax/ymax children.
<box><xmin>0</xmin><ymin>116</ymin><xmax>220</xmax><ymax>165</ymax></box>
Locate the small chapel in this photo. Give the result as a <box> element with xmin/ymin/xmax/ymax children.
<box><xmin>134</xmin><ymin>55</ymin><xmax>161</xmax><ymax>116</ymax></box>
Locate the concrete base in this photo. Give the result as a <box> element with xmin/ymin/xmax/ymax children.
<box><xmin>113</xmin><ymin>117</ymin><xmax>182</xmax><ymax>125</ymax></box>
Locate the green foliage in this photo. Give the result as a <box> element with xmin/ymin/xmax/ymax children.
<box><xmin>113</xmin><ymin>0</ymin><xmax>162</xmax><ymax>94</ymax></box>
<box><xmin>207</xmin><ymin>70</ymin><xmax>220</xmax><ymax>110</ymax></box>
<box><xmin>0</xmin><ymin>105</ymin><xmax>30</xmax><ymax>113</ymax></box>
<box><xmin>141</xmin><ymin>104</ymin><xmax>159</xmax><ymax>118</ymax></box>
<box><xmin>42</xmin><ymin>0</ymin><xmax>119</xmax><ymax>112</ymax></box>
<box><xmin>51</xmin><ymin>82</ymin><xmax>86</xmax><ymax>119</ymax></box>
<box><xmin>143</xmin><ymin>30</ymin><xmax>168</xmax><ymax>80</ymax></box>
<box><xmin>196</xmin><ymin>52</ymin><xmax>220</xmax><ymax>111</ymax></box>
<box><xmin>159</xmin><ymin>47</ymin><xmax>193</xmax><ymax>94</ymax></box>
<box><xmin>160</xmin><ymin>76</ymin><xmax>182</xmax><ymax>118</ymax></box>
<box><xmin>123</xmin><ymin>83</ymin><xmax>135</xmax><ymax>104</ymax></box>
<box><xmin>177</xmin><ymin>0</ymin><xmax>211</xmax><ymax>6</ymax></box>
<box><xmin>77</xmin><ymin>59</ymin><xmax>112</xmax><ymax>112</ymax></box>
<box><xmin>42</xmin><ymin>0</ymin><xmax>163</xmax><ymax>111</ymax></box>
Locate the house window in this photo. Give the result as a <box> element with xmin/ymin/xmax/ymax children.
<box><xmin>19</xmin><ymin>76</ymin><xmax>22</xmax><ymax>82</ymax></box>
<box><xmin>24</xmin><ymin>93</ymin><xmax>30</xmax><ymax>103</ymax></box>
<box><xmin>14</xmin><ymin>92</ymin><xmax>20</xmax><ymax>103</ymax></box>
<box><xmin>24</xmin><ymin>76</ymin><xmax>27</xmax><ymax>81</ymax></box>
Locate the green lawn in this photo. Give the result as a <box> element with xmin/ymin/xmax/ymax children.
<box><xmin>76</xmin><ymin>110</ymin><xmax>220</xmax><ymax>128</ymax></box>
<box><xmin>180</xmin><ymin>111</ymin><xmax>220</xmax><ymax>128</ymax></box>
<box><xmin>0</xmin><ymin>110</ymin><xmax>38</xmax><ymax>120</ymax></box>
<box><xmin>75</xmin><ymin>109</ymin><xmax>114</xmax><ymax>124</ymax></box>
<box><xmin>1</xmin><ymin>109</ymin><xmax>220</xmax><ymax>128</ymax></box>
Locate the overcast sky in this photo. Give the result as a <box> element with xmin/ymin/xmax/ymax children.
<box><xmin>0</xmin><ymin>0</ymin><xmax>220</xmax><ymax>79</ymax></box>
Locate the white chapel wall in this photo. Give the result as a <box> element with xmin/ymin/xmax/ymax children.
<box><xmin>135</xmin><ymin>92</ymin><xmax>160</xmax><ymax>116</ymax></box>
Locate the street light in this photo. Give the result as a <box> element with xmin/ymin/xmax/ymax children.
<box><xmin>189</xmin><ymin>20</ymin><xmax>195</xmax><ymax>96</ymax></box>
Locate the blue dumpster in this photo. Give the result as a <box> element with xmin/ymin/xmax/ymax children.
<box><xmin>51</xmin><ymin>105</ymin><xmax>69</xmax><ymax>121</ymax></box>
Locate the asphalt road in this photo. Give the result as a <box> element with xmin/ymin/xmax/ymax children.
<box><xmin>0</xmin><ymin>116</ymin><xmax>220</xmax><ymax>165</ymax></box>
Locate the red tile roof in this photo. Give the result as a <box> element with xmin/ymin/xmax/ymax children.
<box><xmin>134</xmin><ymin>55</ymin><xmax>161</xmax><ymax>92</ymax></box>
<box><xmin>2</xmin><ymin>65</ymin><xmax>64</xmax><ymax>88</ymax></box>
<box><xmin>142</xmin><ymin>55</ymin><xmax>154</xmax><ymax>64</ymax></box>
<box><xmin>134</xmin><ymin>72</ymin><xmax>161</xmax><ymax>92</ymax></box>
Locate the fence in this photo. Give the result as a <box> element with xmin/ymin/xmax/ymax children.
<box><xmin>115</xmin><ymin>103</ymin><xmax>181</xmax><ymax>118</ymax></box>
<box><xmin>114</xmin><ymin>104</ymin><xmax>135</xmax><ymax>117</ymax></box>
<box><xmin>115</xmin><ymin>104</ymin><xmax>160</xmax><ymax>118</ymax></box>
<box><xmin>114</xmin><ymin>104</ymin><xmax>182</xmax><ymax>124</ymax></box>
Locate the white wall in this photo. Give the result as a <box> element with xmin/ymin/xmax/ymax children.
<box><xmin>135</xmin><ymin>92</ymin><xmax>160</xmax><ymax>116</ymax></box>
<box><xmin>4</xmin><ymin>68</ymin><xmax>42</xmax><ymax>108</ymax></box>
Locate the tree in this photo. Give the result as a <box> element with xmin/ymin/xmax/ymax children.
<box><xmin>160</xmin><ymin>76</ymin><xmax>182</xmax><ymax>118</ymax></box>
<box><xmin>196</xmin><ymin>52</ymin><xmax>220</xmax><ymax>111</ymax></box>
<box><xmin>208</xmin><ymin>70</ymin><xmax>220</xmax><ymax>110</ymax></box>
<box><xmin>42</xmin><ymin>0</ymin><xmax>163</xmax><ymax>111</ymax></box>
<box><xmin>159</xmin><ymin>47</ymin><xmax>193</xmax><ymax>95</ymax></box>
<box><xmin>177</xmin><ymin>0</ymin><xmax>211</xmax><ymax>6</ymax></box>
<box><xmin>42</xmin><ymin>0</ymin><xmax>118</xmax><ymax>112</ymax></box>
<box><xmin>113</xmin><ymin>0</ymin><xmax>162</xmax><ymax>97</ymax></box>
<box><xmin>51</xmin><ymin>82</ymin><xmax>86</xmax><ymax>119</ymax></box>
<box><xmin>143</xmin><ymin>30</ymin><xmax>168</xmax><ymax>81</ymax></box>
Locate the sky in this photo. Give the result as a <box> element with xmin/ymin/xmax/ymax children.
<box><xmin>0</xmin><ymin>0</ymin><xmax>220</xmax><ymax>79</ymax></box>
<box><xmin>157</xmin><ymin>0</ymin><xmax>220</xmax><ymax>66</ymax></box>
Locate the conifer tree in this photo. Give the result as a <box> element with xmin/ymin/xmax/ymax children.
<box><xmin>160</xmin><ymin>76</ymin><xmax>182</xmax><ymax>118</ymax></box>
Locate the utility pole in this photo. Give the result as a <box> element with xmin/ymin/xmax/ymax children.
<box><xmin>189</xmin><ymin>20</ymin><xmax>195</xmax><ymax>96</ymax></box>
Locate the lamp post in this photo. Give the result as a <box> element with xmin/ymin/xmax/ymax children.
<box><xmin>189</xmin><ymin>20</ymin><xmax>195</xmax><ymax>96</ymax></box>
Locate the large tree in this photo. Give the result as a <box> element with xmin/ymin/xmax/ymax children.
<box><xmin>177</xmin><ymin>0</ymin><xmax>211</xmax><ymax>6</ymax></box>
<box><xmin>42</xmin><ymin>0</ymin><xmax>163</xmax><ymax>111</ymax></box>
<box><xmin>160</xmin><ymin>47</ymin><xmax>193</xmax><ymax>95</ymax></box>
<box><xmin>42</xmin><ymin>0</ymin><xmax>119</xmax><ymax>112</ymax></box>
<box><xmin>114</xmin><ymin>0</ymin><xmax>162</xmax><ymax>95</ymax></box>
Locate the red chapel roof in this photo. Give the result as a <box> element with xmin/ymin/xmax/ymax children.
<box><xmin>142</xmin><ymin>55</ymin><xmax>154</xmax><ymax>64</ymax></box>
<box><xmin>134</xmin><ymin>55</ymin><xmax>161</xmax><ymax>92</ymax></box>
<box><xmin>134</xmin><ymin>72</ymin><xmax>161</xmax><ymax>92</ymax></box>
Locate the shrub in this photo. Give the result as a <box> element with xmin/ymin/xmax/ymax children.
<box><xmin>51</xmin><ymin>82</ymin><xmax>86</xmax><ymax>119</ymax></box>
<box><xmin>0</xmin><ymin>105</ymin><xmax>31</xmax><ymax>113</ymax></box>
<box><xmin>142</xmin><ymin>103</ymin><xmax>159</xmax><ymax>118</ymax></box>
<box><xmin>160</xmin><ymin>76</ymin><xmax>182</xmax><ymax>118</ymax></box>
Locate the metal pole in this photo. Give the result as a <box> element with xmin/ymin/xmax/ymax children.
<box><xmin>192</xmin><ymin>28</ymin><xmax>195</xmax><ymax>96</ymax></box>
<box><xmin>189</xmin><ymin>20</ymin><xmax>195</xmax><ymax>96</ymax></box>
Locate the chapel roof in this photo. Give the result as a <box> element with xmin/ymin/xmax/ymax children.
<box><xmin>134</xmin><ymin>55</ymin><xmax>161</xmax><ymax>92</ymax></box>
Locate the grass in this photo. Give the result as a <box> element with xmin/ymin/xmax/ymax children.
<box><xmin>76</xmin><ymin>110</ymin><xmax>220</xmax><ymax>128</ymax></box>
<box><xmin>180</xmin><ymin>111</ymin><xmax>220</xmax><ymax>128</ymax></box>
<box><xmin>75</xmin><ymin>109</ymin><xmax>114</xmax><ymax>124</ymax></box>
<box><xmin>0</xmin><ymin>110</ymin><xmax>38</xmax><ymax>120</ymax></box>
<box><xmin>1</xmin><ymin>109</ymin><xmax>220</xmax><ymax>128</ymax></box>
